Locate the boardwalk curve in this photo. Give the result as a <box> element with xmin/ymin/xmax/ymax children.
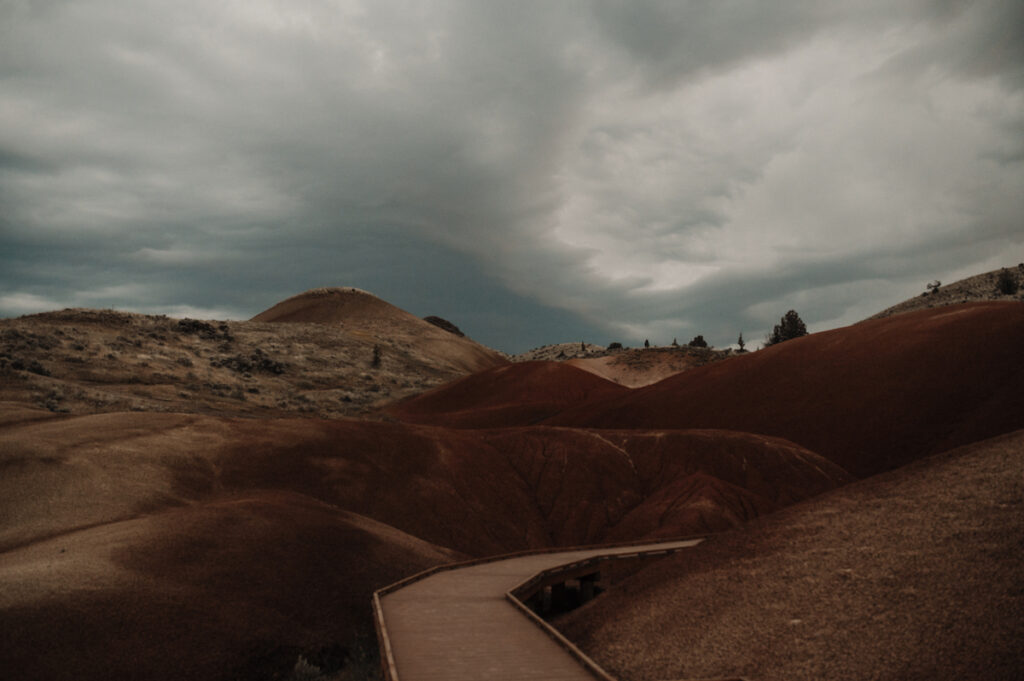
<box><xmin>373</xmin><ymin>538</ymin><xmax>706</xmax><ymax>681</ymax></box>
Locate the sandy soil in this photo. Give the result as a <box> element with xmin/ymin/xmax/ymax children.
<box><xmin>557</xmin><ymin>429</ymin><xmax>1024</xmax><ymax>681</ymax></box>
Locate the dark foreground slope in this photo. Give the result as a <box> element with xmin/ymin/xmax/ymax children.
<box><xmin>550</xmin><ymin>302</ymin><xmax>1024</xmax><ymax>477</ymax></box>
<box><xmin>0</xmin><ymin>408</ymin><xmax>848</xmax><ymax>681</ymax></box>
<box><xmin>385</xmin><ymin>360</ymin><xmax>628</xmax><ymax>428</ymax></box>
<box><xmin>0</xmin><ymin>493</ymin><xmax>458</xmax><ymax>681</ymax></box>
<box><xmin>558</xmin><ymin>428</ymin><xmax>1024</xmax><ymax>681</ymax></box>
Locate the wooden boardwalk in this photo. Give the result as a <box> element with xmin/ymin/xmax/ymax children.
<box><xmin>376</xmin><ymin>539</ymin><xmax>703</xmax><ymax>681</ymax></box>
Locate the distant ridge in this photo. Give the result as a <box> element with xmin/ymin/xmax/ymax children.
<box><xmin>868</xmin><ymin>265</ymin><xmax>1023</xmax><ymax>320</ymax></box>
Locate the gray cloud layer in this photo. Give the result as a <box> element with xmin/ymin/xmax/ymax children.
<box><xmin>2</xmin><ymin>0</ymin><xmax>1022</xmax><ymax>351</ymax></box>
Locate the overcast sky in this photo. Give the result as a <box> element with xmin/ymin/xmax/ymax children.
<box><xmin>2</xmin><ymin>1</ymin><xmax>1022</xmax><ymax>352</ymax></box>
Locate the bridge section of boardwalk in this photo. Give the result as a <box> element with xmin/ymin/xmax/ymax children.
<box><xmin>374</xmin><ymin>538</ymin><xmax>704</xmax><ymax>681</ymax></box>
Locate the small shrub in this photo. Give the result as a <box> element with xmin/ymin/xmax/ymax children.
<box><xmin>608</xmin><ymin>342</ymin><xmax>623</xmax><ymax>350</ymax></box>
<box><xmin>996</xmin><ymin>268</ymin><xmax>1019</xmax><ymax>295</ymax></box>
<box><xmin>688</xmin><ymin>335</ymin><xmax>708</xmax><ymax>348</ymax></box>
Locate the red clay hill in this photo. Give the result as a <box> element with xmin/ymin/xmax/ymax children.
<box><xmin>382</xmin><ymin>302</ymin><xmax>1024</xmax><ymax>477</ymax></box>
<box><xmin>385</xmin><ymin>360</ymin><xmax>628</xmax><ymax>428</ymax></box>
<box><xmin>546</xmin><ymin>302</ymin><xmax>1024</xmax><ymax>477</ymax></box>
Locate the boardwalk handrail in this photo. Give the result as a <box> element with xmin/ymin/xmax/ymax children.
<box><xmin>371</xmin><ymin>534</ymin><xmax>711</xmax><ymax>681</ymax></box>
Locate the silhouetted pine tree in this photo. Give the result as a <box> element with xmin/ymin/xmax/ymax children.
<box><xmin>766</xmin><ymin>310</ymin><xmax>807</xmax><ymax>346</ymax></box>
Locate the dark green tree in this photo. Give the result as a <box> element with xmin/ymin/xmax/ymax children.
<box><xmin>644</xmin><ymin>339</ymin><xmax>650</xmax><ymax>348</ymax></box>
<box><xmin>996</xmin><ymin>269</ymin><xmax>1019</xmax><ymax>295</ymax></box>
<box><xmin>766</xmin><ymin>310</ymin><xmax>807</xmax><ymax>346</ymax></box>
<box><xmin>688</xmin><ymin>335</ymin><xmax>708</xmax><ymax>348</ymax></box>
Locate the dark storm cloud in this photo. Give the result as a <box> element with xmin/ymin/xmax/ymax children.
<box><xmin>1</xmin><ymin>0</ymin><xmax>1022</xmax><ymax>351</ymax></box>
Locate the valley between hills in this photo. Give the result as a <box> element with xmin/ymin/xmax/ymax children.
<box><xmin>2</xmin><ymin>271</ymin><xmax>1023</xmax><ymax>681</ymax></box>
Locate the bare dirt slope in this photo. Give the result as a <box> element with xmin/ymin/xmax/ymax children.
<box><xmin>0</xmin><ymin>289</ymin><xmax>505</xmax><ymax>420</ymax></box>
<box><xmin>549</xmin><ymin>302</ymin><xmax>1024</xmax><ymax>477</ymax></box>
<box><xmin>384</xmin><ymin>361</ymin><xmax>629</xmax><ymax>428</ymax></box>
<box><xmin>557</xmin><ymin>428</ymin><xmax>1024</xmax><ymax>681</ymax></box>
<box><xmin>0</xmin><ymin>491</ymin><xmax>459</xmax><ymax>681</ymax></box>
<box><xmin>0</xmin><ymin>410</ymin><xmax>849</xmax><ymax>560</ymax></box>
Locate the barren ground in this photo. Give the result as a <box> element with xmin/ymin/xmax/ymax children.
<box><xmin>557</xmin><ymin>429</ymin><xmax>1024</xmax><ymax>681</ymax></box>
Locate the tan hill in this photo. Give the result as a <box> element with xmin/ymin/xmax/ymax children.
<box><xmin>548</xmin><ymin>302</ymin><xmax>1024</xmax><ymax>477</ymax></box>
<box><xmin>557</xmin><ymin>428</ymin><xmax>1024</xmax><ymax>681</ymax></box>
<box><xmin>512</xmin><ymin>342</ymin><xmax>733</xmax><ymax>387</ymax></box>
<box><xmin>869</xmin><ymin>264</ymin><xmax>1023</xmax><ymax>320</ymax></box>
<box><xmin>567</xmin><ymin>346</ymin><xmax>733</xmax><ymax>387</ymax></box>
<box><xmin>511</xmin><ymin>341</ymin><xmax>610</xmax><ymax>362</ymax></box>
<box><xmin>0</xmin><ymin>290</ymin><xmax>505</xmax><ymax>419</ymax></box>
<box><xmin>251</xmin><ymin>287</ymin><xmax>504</xmax><ymax>375</ymax></box>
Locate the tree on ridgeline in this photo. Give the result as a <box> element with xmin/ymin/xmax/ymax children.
<box><xmin>996</xmin><ymin>268</ymin><xmax>1019</xmax><ymax>295</ymax></box>
<box><xmin>765</xmin><ymin>310</ymin><xmax>807</xmax><ymax>346</ymax></box>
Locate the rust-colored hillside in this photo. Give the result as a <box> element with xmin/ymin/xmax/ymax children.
<box><xmin>385</xmin><ymin>360</ymin><xmax>628</xmax><ymax>428</ymax></box>
<box><xmin>548</xmin><ymin>302</ymin><xmax>1024</xmax><ymax>477</ymax></box>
